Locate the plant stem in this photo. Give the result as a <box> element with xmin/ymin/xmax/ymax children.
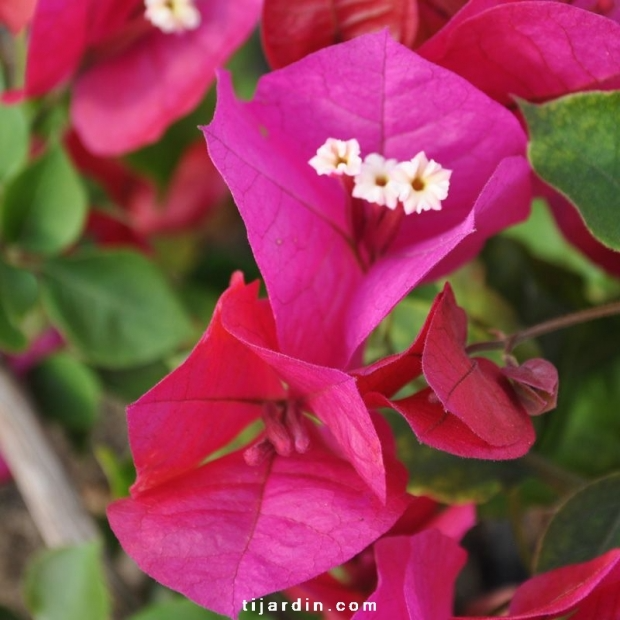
<box><xmin>465</xmin><ymin>299</ymin><xmax>620</xmax><ymax>355</ymax></box>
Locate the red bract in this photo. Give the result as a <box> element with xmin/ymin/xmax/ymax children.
<box><xmin>107</xmin><ymin>273</ymin><xmax>409</xmax><ymax>618</ymax></box>
<box><xmin>23</xmin><ymin>0</ymin><xmax>262</xmax><ymax>155</ymax></box>
<box><xmin>261</xmin><ymin>0</ymin><xmax>418</xmax><ymax>68</ymax></box>
<box><xmin>203</xmin><ymin>31</ymin><xmax>530</xmax><ymax>370</ymax></box>
<box><xmin>0</xmin><ymin>0</ymin><xmax>36</xmax><ymax>32</ymax></box>
<box><xmin>351</xmin><ymin>529</ymin><xmax>620</xmax><ymax>619</ymax></box>
<box><xmin>356</xmin><ymin>284</ymin><xmax>551</xmax><ymax>459</ymax></box>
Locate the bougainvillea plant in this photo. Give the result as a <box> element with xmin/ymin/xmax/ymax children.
<box><xmin>1</xmin><ymin>1</ymin><xmax>620</xmax><ymax>620</ymax></box>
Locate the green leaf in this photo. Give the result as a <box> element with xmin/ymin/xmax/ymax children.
<box><xmin>521</xmin><ymin>91</ymin><xmax>620</xmax><ymax>251</ymax></box>
<box><xmin>95</xmin><ymin>446</ymin><xmax>135</xmax><ymax>499</ymax></box>
<box><xmin>0</xmin><ymin>104</ymin><xmax>28</xmax><ymax>182</ymax></box>
<box><xmin>393</xmin><ymin>414</ymin><xmax>526</xmax><ymax>503</ymax></box>
<box><xmin>98</xmin><ymin>361</ymin><xmax>169</xmax><ymax>402</ymax></box>
<box><xmin>549</xmin><ymin>358</ymin><xmax>620</xmax><ymax>477</ymax></box>
<box><xmin>28</xmin><ymin>353</ymin><xmax>102</xmax><ymax>433</ymax></box>
<box><xmin>24</xmin><ymin>541</ymin><xmax>110</xmax><ymax>620</ymax></box>
<box><xmin>0</xmin><ymin>258</ymin><xmax>38</xmax><ymax>351</ymax></box>
<box><xmin>536</xmin><ymin>473</ymin><xmax>620</xmax><ymax>573</ymax></box>
<box><xmin>41</xmin><ymin>249</ymin><xmax>194</xmax><ymax>368</ymax></box>
<box><xmin>1</xmin><ymin>145</ymin><xmax>87</xmax><ymax>255</ymax></box>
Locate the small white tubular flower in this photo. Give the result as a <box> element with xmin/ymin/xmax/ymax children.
<box><xmin>308</xmin><ymin>138</ymin><xmax>362</xmax><ymax>176</ymax></box>
<box><xmin>352</xmin><ymin>153</ymin><xmax>401</xmax><ymax>208</ymax></box>
<box><xmin>144</xmin><ymin>0</ymin><xmax>201</xmax><ymax>34</ymax></box>
<box><xmin>392</xmin><ymin>151</ymin><xmax>452</xmax><ymax>215</ymax></box>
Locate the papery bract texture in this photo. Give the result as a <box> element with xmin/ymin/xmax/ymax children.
<box><xmin>356</xmin><ymin>283</ymin><xmax>538</xmax><ymax>459</ymax></box>
<box><xmin>203</xmin><ymin>30</ymin><xmax>530</xmax><ymax>369</ymax></box>
<box><xmin>108</xmin><ymin>274</ymin><xmax>410</xmax><ymax>617</ymax></box>
<box><xmin>110</xmin><ymin>429</ymin><xmax>408</xmax><ymax>618</ymax></box>
<box><xmin>419</xmin><ymin>0</ymin><xmax>620</xmax><ymax>105</ymax></box>
<box><xmin>25</xmin><ymin>0</ymin><xmax>262</xmax><ymax>154</ymax></box>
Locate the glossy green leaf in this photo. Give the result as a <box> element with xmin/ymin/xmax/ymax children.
<box><xmin>0</xmin><ymin>104</ymin><xmax>28</xmax><ymax>182</ymax></box>
<box><xmin>24</xmin><ymin>541</ymin><xmax>110</xmax><ymax>620</ymax></box>
<box><xmin>41</xmin><ymin>250</ymin><xmax>194</xmax><ymax>368</ymax></box>
<box><xmin>28</xmin><ymin>353</ymin><xmax>102</xmax><ymax>433</ymax></box>
<box><xmin>521</xmin><ymin>91</ymin><xmax>620</xmax><ymax>251</ymax></box>
<box><xmin>536</xmin><ymin>473</ymin><xmax>620</xmax><ymax>573</ymax></box>
<box><xmin>549</xmin><ymin>358</ymin><xmax>620</xmax><ymax>477</ymax></box>
<box><xmin>0</xmin><ymin>258</ymin><xmax>38</xmax><ymax>351</ymax></box>
<box><xmin>1</xmin><ymin>145</ymin><xmax>87</xmax><ymax>255</ymax></box>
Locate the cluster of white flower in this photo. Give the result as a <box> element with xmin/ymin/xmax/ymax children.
<box><xmin>309</xmin><ymin>138</ymin><xmax>452</xmax><ymax>215</ymax></box>
<box><xmin>144</xmin><ymin>0</ymin><xmax>201</xmax><ymax>34</ymax></box>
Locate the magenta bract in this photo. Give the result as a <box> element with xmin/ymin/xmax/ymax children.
<box><xmin>203</xmin><ymin>30</ymin><xmax>530</xmax><ymax>369</ymax></box>
<box><xmin>356</xmin><ymin>284</ymin><xmax>540</xmax><ymax>459</ymax></box>
<box><xmin>24</xmin><ymin>0</ymin><xmax>261</xmax><ymax>154</ymax></box>
<box><xmin>420</xmin><ymin>0</ymin><xmax>620</xmax><ymax>105</ymax></box>
<box><xmin>108</xmin><ymin>273</ymin><xmax>409</xmax><ymax>617</ymax></box>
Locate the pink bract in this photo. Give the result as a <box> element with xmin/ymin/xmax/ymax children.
<box><xmin>24</xmin><ymin>0</ymin><xmax>262</xmax><ymax>155</ymax></box>
<box><xmin>203</xmin><ymin>30</ymin><xmax>530</xmax><ymax>369</ymax></box>
<box><xmin>108</xmin><ymin>273</ymin><xmax>409</xmax><ymax>617</ymax></box>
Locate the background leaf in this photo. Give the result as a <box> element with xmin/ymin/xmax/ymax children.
<box><xmin>23</xmin><ymin>541</ymin><xmax>110</xmax><ymax>620</ymax></box>
<box><xmin>0</xmin><ymin>104</ymin><xmax>28</xmax><ymax>182</ymax></box>
<box><xmin>0</xmin><ymin>258</ymin><xmax>38</xmax><ymax>351</ymax></box>
<box><xmin>522</xmin><ymin>91</ymin><xmax>620</xmax><ymax>251</ymax></box>
<box><xmin>41</xmin><ymin>250</ymin><xmax>194</xmax><ymax>368</ymax></box>
<box><xmin>0</xmin><ymin>145</ymin><xmax>87</xmax><ymax>255</ymax></box>
<box><xmin>536</xmin><ymin>473</ymin><xmax>620</xmax><ymax>573</ymax></box>
<box><xmin>27</xmin><ymin>353</ymin><xmax>102</xmax><ymax>434</ymax></box>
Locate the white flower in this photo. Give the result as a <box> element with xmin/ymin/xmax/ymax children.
<box><xmin>391</xmin><ymin>151</ymin><xmax>452</xmax><ymax>214</ymax></box>
<box><xmin>144</xmin><ymin>0</ymin><xmax>201</xmax><ymax>34</ymax></box>
<box><xmin>308</xmin><ymin>138</ymin><xmax>362</xmax><ymax>177</ymax></box>
<box><xmin>352</xmin><ymin>153</ymin><xmax>401</xmax><ymax>208</ymax></box>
